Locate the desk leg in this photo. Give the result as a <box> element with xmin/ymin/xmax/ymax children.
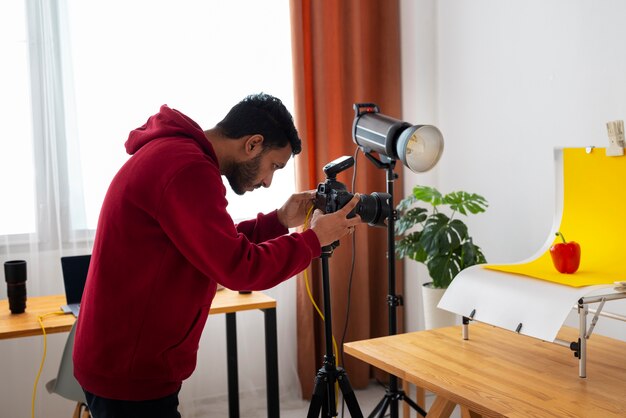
<box><xmin>263</xmin><ymin>307</ymin><xmax>279</xmax><ymax>418</ymax></box>
<box><xmin>402</xmin><ymin>379</ymin><xmax>409</xmax><ymax>418</ymax></box>
<box><xmin>226</xmin><ymin>313</ymin><xmax>239</xmax><ymax>418</ymax></box>
<box><xmin>460</xmin><ymin>406</ymin><xmax>483</xmax><ymax>418</ymax></box>
<box><xmin>428</xmin><ymin>396</ymin><xmax>456</xmax><ymax>418</ymax></box>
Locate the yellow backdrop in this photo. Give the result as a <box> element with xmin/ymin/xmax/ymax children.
<box><xmin>487</xmin><ymin>147</ymin><xmax>626</xmax><ymax>287</ymax></box>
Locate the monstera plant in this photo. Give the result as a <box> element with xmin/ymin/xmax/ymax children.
<box><xmin>395</xmin><ymin>185</ymin><xmax>488</xmax><ymax>289</ymax></box>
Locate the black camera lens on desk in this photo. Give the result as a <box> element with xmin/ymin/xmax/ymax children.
<box><xmin>4</xmin><ymin>260</ymin><xmax>27</xmax><ymax>314</ymax></box>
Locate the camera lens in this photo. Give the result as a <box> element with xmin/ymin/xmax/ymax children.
<box><xmin>4</xmin><ymin>260</ymin><xmax>27</xmax><ymax>314</ymax></box>
<box><xmin>7</xmin><ymin>283</ymin><xmax>26</xmax><ymax>313</ymax></box>
<box><xmin>356</xmin><ymin>192</ymin><xmax>391</xmax><ymax>227</ymax></box>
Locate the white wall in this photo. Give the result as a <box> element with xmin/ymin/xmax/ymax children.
<box><xmin>401</xmin><ymin>0</ymin><xmax>626</xmax><ymax>339</ymax></box>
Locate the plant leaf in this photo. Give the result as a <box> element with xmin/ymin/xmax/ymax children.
<box><xmin>458</xmin><ymin>239</ymin><xmax>488</xmax><ymax>269</ymax></box>
<box><xmin>413</xmin><ymin>186</ymin><xmax>443</xmax><ymax>206</ymax></box>
<box><xmin>448</xmin><ymin>219</ymin><xmax>468</xmax><ymax>243</ymax></box>
<box><xmin>443</xmin><ymin>191</ymin><xmax>488</xmax><ymax>215</ymax></box>
<box><xmin>419</xmin><ymin>213</ymin><xmax>450</xmax><ymax>256</ymax></box>
<box><xmin>474</xmin><ymin>244</ymin><xmax>487</xmax><ymax>264</ymax></box>
<box><xmin>395</xmin><ymin>207</ymin><xmax>428</xmax><ymax>235</ymax></box>
<box><xmin>427</xmin><ymin>253</ymin><xmax>461</xmax><ymax>288</ymax></box>
<box><xmin>396</xmin><ymin>194</ymin><xmax>417</xmax><ymax>212</ymax></box>
<box><xmin>419</xmin><ymin>214</ymin><xmax>471</xmax><ymax>258</ymax></box>
<box><xmin>395</xmin><ymin>232</ymin><xmax>427</xmax><ymax>262</ymax></box>
<box><xmin>460</xmin><ymin>240</ymin><xmax>476</xmax><ymax>268</ymax></box>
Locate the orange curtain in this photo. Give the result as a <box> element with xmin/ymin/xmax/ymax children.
<box><xmin>289</xmin><ymin>0</ymin><xmax>404</xmax><ymax>396</ymax></box>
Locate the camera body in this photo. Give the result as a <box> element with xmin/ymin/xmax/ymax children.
<box><xmin>314</xmin><ymin>156</ymin><xmax>390</xmax><ymax>228</ymax></box>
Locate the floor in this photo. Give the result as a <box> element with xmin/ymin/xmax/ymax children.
<box><xmin>281</xmin><ymin>381</ymin><xmax>387</xmax><ymax>418</ymax></box>
<box><xmin>193</xmin><ymin>381</ymin><xmax>461</xmax><ymax>418</ymax></box>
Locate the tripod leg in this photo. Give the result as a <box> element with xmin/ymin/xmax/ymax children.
<box><xmin>307</xmin><ymin>371</ymin><xmax>326</xmax><ymax>418</ymax></box>
<box><xmin>337</xmin><ymin>370</ymin><xmax>363</xmax><ymax>418</ymax></box>
<box><xmin>368</xmin><ymin>396</ymin><xmax>389</xmax><ymax>418</ymax></box>
<box><xmin>400</xmin><ymin>393</ymin><xmax>427</xmax><ymax>417</ymax></box>
<box><xmin>378</xmin><ymin>396</ymin><xmax>392</xmax><ymax>418</ymax></box>
<box><xmin>390</xmin><ymin>396</ymin><xmax>398</xmax><ymax>418</ymax></box>
<box><xmin>323</xmin><ymin>380</ymin><xmax>333</xmax><ymax>417</ymax></box>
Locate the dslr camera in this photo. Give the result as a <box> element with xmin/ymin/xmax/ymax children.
<box><xmin>314</xmin><ymin>156</ymin><xmax>391</xmax><ymax>228</ymax></box>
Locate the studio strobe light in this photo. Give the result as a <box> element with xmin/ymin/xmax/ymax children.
<box><xmin>352</xmin><ymin>103</ymin><xmax>443</xmax><ymax>173</ymax></box>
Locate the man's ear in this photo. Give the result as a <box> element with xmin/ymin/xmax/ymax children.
<box><xmin>244</xmin><ymin>134</ymin><xmax>264</xmax><ymax>156</ymax></box>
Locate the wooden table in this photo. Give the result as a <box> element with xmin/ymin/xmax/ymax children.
<box><xmin>0</xmin><ymin>289</ymin><xmax>279</xmax><ymax>418</ymax></box>
<box><xmin>344</xmin><ymin>322</ymin><xmax>626</xmax><ymax>418</ymax></box>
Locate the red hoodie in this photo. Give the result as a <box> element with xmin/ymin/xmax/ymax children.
<box><xmin>73</xmin><ymin>105</ymin><xmax>320</xmax><ymax>400</ymax></box>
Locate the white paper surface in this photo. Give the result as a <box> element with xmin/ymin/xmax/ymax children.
<box><xmin>438</xmin><ymin>265</ymin><xmax>610</xmax><ymax>341</ymax></box>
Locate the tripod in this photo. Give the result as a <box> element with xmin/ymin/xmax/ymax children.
<box><xmin>363</xmin><ymin>153</ymin><xmax>427</xmax><ymax>418</ymax></box>
<box><xmin>308</xmin><ymin>245</ymin><xmax>363</xmax><ymax>418</ymax></box>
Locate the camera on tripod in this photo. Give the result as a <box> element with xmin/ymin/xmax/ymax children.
<box><xmin>314</xmin><ymin>156</ymin><xmax>391</xmax><ymax>228</ymax></box>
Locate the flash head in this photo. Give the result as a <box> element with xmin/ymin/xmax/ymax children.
<box><xmin>352</xmin><ymin>103</ymin><xmax>444</xmax><ymax>173</ymax></box>
<box><xmin>322</xmin><ymin>155</ymin><xmax>355</xmax><ymax>179</ymax></box>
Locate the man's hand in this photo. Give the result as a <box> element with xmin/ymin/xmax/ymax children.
<box><xmin>277</xmin><ymin>190</ymin><xmax>316</xmax><ymax>229</ymax></box>
<box><xmin>309</xmin><ymin>194</ymin><xmax>363</xmax><ymax>247</ymax></box>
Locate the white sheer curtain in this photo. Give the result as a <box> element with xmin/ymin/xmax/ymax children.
<box><xmin>1</xmin><ymin>1</ymin><xmax>300</xmax><ymax>417</ymax></box>
<box><xmin>1</xmin><ymin>2</ymin><xmax>93</xmax><ymax>417</ymax></box>
<box><xmin>0</xmin><ymin>0</ymin><xmax>92</xmax><ymax>296</ymax></box>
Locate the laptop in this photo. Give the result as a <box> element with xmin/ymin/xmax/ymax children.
<box><xmin>60</xmin><ymin>255</ymin><xmax>91</xmax><ymax>317</ymax></box>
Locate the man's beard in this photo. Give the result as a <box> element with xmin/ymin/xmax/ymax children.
<box><xmin>225</xmin><ymin>153</ymin><xmax>263</xmax><ymax>195</ymax></box>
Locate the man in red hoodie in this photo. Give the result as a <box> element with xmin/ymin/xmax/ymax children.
<box><xmin>73</xmin><ymin>93</ymin><xmax>362</xmax><ymax>417</ymax></box>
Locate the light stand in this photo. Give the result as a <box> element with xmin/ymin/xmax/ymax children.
<box><xmin>308</xmin><ymin>244</ymin><xmax>363</xmax><ymax>418</ymax></box>
<box><xmin>362</xmin><ymin>152</ymin><xmax>427</xmax><ymax>418</ymax></box>
<box><xmin>350</xmin><ymin>102</ymin><xmax>442</xmax><ymax>417</ymax></box>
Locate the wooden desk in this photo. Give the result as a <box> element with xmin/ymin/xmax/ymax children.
<box><xmin>0</xmin><ymin>294</ymin><xmax>74</xmax><ymax>339</ymax></box>
<box><xmin>344</xmin><ymin>322</ymin><xmax>626</xmax><ymax>418</ymax></box>
<box><xmin>0</xmin><ymin>289</ymin><xmax>279</xmax><ymax>418</ymax></box>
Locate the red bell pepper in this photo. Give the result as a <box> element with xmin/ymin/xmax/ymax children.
<box><xmin>549</xmin><ymin>232</ymin><xmax>581</xmax><ymax>274</ymax></box>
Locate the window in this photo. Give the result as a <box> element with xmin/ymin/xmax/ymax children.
<box><xmin>1</xmin><ymin>0</ymin><xmax>296</xmax><ymax>244</ymax></box>
<box><xmin>0</xmin><ymin>2</ymin><xmax>36</xmax><ymax>236</ymax></box>
<box><xmin>64</xmin><ymin>0</ymin><xmax>296</xmax><ymax>225</ymax></box>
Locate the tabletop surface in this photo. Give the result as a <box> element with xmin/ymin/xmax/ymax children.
<box><xmin>344</xmin><ymin>322</ymin><xmax>626</xmax><ymax>418</ymax></box>
<box><xmin>0</xmin><ymin>289</ymin><xmax>276</xmax><ymax>340</ymax></box>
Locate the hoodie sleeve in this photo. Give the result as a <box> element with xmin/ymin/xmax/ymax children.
<box><xmin>235</xmin><ymin>210</ymin><xmax>289</xmax><ymax>243</ymax></box>
<box><xmin>157</xmin><ymin>161</ymin><xmax>320</xmax><ymax>290</ymax></box>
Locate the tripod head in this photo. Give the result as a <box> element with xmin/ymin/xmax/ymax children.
<box><xmin>322</xmin><ymin>243</ymin><xmax>339</xmax><ymax>254</ymax></box>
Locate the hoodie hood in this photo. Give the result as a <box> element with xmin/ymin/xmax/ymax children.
<box><xmin>125</xmin><ymin>105</ymin><xmax>215</xmax><ymax>159</ymax></box>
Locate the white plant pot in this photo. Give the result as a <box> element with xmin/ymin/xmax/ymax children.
<box><xmin>421</xmin><ymin>282</ymin><xmax>458</xmax><ymax>329</ymax></box>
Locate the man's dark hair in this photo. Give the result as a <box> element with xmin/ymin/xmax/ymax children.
<box><xmin>217</xmin><ymin>93</ymin><xmax>302</xmax><ymax>155</ymax></box>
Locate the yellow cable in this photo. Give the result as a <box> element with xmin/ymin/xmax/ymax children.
<box><xmin>33</xmin><ymin>311</ymin><xmax>67</xmax><ymax>418</ymax></box>
<box><xmin>304</xmin><ymin>206</ymin><xmax>339</xmax><ymax>361</ymax></box>
<box><xmin>303</xmin><ymin>205</ymin><xmax>340</xmax><ymax>404</ymax></box>
<box><xmin>303</xmin><ymin>269</ymin><xmax>340</xmax><ymax>364</ymax></box>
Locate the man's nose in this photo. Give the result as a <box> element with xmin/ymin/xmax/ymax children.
<box><xmin>262</xmin><ymin>172</ymin><xmax>274</xmax><ymax>188</ymax></box>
